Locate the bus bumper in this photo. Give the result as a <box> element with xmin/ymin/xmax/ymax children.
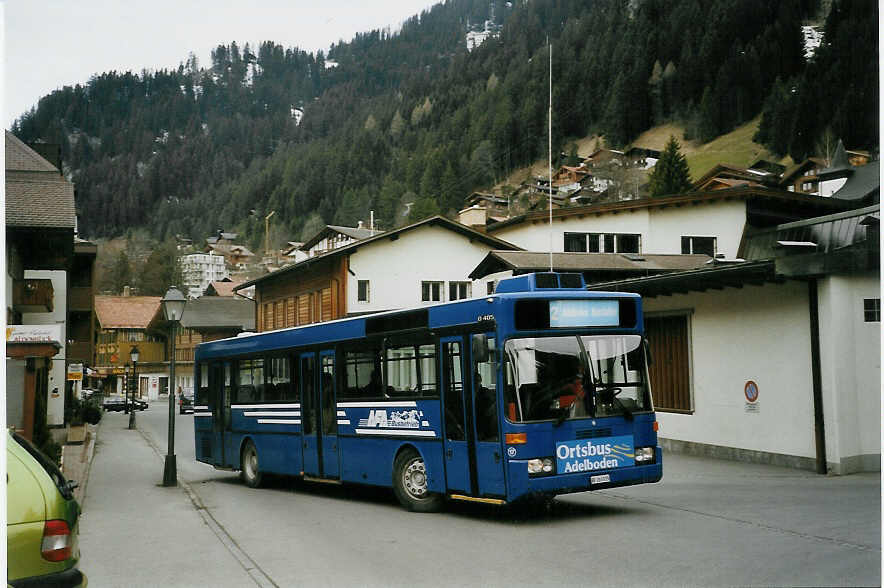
<box><xmin>506</xmin><ymin>446</ymin><xmax>663</xmax><ymax>502</ymax></box>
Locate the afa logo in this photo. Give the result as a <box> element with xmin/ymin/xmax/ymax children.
<box><xmin>359</xmin><ymin>409</ymin><xmax>424</xmax><ymax>429</ymax></box>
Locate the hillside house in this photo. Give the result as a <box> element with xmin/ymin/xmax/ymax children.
<box><xmin>780</xmin><ymin>157</ymin><xmax>829</xmax><ymax>195</ymax></box>
<box><xmin>235</xmin><ymin>216</ymin><xmax>521</xmax><ymax>332</ymax></box>
<box><xmin>180</xmin><ymin>252</ymin><xmax>230</xmax><ymax>298</ymax></box>
<box><xmin>623</xmin><ymin>147</ymin><xmax>661</xmax><ymax>170</ymax></box>
<box><xmin>693</xmin><ymin>163</ymin><xmax>781</xmax><ymax>192</ymax></box>
<box><xmin>300</xmin><ymin>223</ymin><xmax>382</xmax><ymax>258</ymax></box>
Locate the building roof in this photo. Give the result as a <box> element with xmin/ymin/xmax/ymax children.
<box><xmin>586</xmin><ymin>260</ymin><xmax>782</xmax><ymax>298</ymax></box>
<box><xmin>300</xmin><ymin>225</ymin><xmax>383</xmax><ymax>251</ymax></box>
<box><xmin>5</xmin><ymin>132</ymin><xmax>60</xmax><ymax>172</ymax></box>
<box><xmin>5</xmin><ymin>132</ymin><xmax>76</xmax><ymax>229</ymax></box>
<box><xmin>486</xmin><ymin>186</ymin><xmax>853</xmax><ymax>234</ymax></box>
<box><xmin>831</xmin><ymin>160</ymin><xmax>879</xmax><ymax>201</ymax></box>
<box><xmin>180</xmin><ymin>296</ymin><xmax>255</xmax><ymax>331</ymax></box>
<box><xmin>741</xmin><ymin>204</ymin><xmax>880</xmax><ymax>260</ymax></box>
<box><xmin>692</xmin><ymin>163</ymin><xmax>779</xmax><ymax>190</ymax></box>
<box><xmin>94</xmin><ymin>296</ymin><xmax>162</xmax><ymax>329</ymax></box>
<box><xmin>237</xmin><ymin>215</ymin><xmax>523</xmax><ymax>290</ymax></box>
<box><xmin>204</xmin><ymin>280</ymin><xmax>243</xmax><ymax>297</ymax></box>
<box><xmin>469</xmin><ymin>251</ymin><xmax>711</xmax><ymax>279</ymax></box>
<box><xmin>207</xmin><ymin>243</ymin><xmax>255</xmax><ymax>258</ymax></box>
<box><xmin>779</xmin><ymin>157</ymin><xmax>828</xmax><ymax>184</ymax></box>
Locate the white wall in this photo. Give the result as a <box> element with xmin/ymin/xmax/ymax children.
<box><xmin>645</xmin><ymin>281</ymin><xmax>818</xmax><ymax>460</ymax></box>
<box><xmin>6</xmin><ymin>359</ymin><xmax>27</xmax><ymax>431</ymax></box>
<box><xmin>817</xmin><ymin>274</ymin><xmax>881</xmax><ymax>472</ymax></box>
<box><xmin>346</xmin><ymin>225</ymin><xmax>497</xmax><ymax>313</ymax></box>
<box><xmin>645</xmin><ymin>200</ymin><xmax>747</xmax><ymax>257</ymax></box>
<box><xmin>491</xmin><ymin>200</ymin><xmax>748</xmax><ymax>257</ymax></box>
<box><xmin>22</xmin><ymin>270</ymin><xmax>67</xmax><ymax>426</ymax></box>
<box><xmin>493</xmin><ymin>209</ymin><xmax>651</xmax><ymax>252</ymax></box>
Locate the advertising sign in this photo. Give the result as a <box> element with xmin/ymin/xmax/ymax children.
<box><xmin>6</xmin><ymin>324</ymin><xmax>62</xmax><ymax>344</ymax></box>
<box><xmin>67</xmin><ymin>363</ymin><xmax>84</xmax><ymax>381</ymax></box>
<box><xmin>555</xmin><ymin>435</ymin><xmax>635</xmax><ymax>474</ymax></box>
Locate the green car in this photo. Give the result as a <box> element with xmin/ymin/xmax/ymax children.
<box><xmin>7</xmin><ymin>430</ymin><xmax>87</xmax><ymax>587</ymax></box>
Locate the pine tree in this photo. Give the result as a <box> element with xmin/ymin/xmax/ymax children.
<box><xmin>648</xmin><ymin>135</ymin><xmax>692</xmax><ymax>197</ymax></box>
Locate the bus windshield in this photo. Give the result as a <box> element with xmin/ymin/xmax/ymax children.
<box><xmin>504</xmin><ymin>335</ymin><xmax>649</xmax><ymax>423</ymax></box>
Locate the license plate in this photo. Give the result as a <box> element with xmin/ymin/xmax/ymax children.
<box><xmin>590</xmin><ymin>474</ymin><xmax>610</xmax><ymax>485</ymax></box>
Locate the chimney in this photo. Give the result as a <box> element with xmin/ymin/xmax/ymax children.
<box><xmin>357</xmin><ymin>220</ymin><xmax>364</xmax><ymax>229</ymax></box>
<box><xmin>123</xmin><ymin>285</ymin><xmax>131</xmax><ymax>297</ymax></box>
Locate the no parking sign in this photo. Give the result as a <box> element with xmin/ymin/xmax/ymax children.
<box><xmin>744</xmin><ymin>380</ymin><xmax>759</xmax><ymax>412</ymax></box>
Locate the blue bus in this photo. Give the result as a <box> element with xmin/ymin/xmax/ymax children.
<box><xmin>193</xmin><ymin>272</ymin><xmax>662</xmax><ymax>511</ymax></box>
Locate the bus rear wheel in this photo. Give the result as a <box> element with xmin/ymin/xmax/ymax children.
<box><xmin>393</xmin><ymin>449</ymin><xmax>442</xmax><ymax>512</ymax></box>
<box><xmin>241</xmin><ymin>440</ymin><xmax>263</xmax><ymax>488</ymax></box>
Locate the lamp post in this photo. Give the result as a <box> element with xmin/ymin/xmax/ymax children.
<box><xmin>129</xmin><ymin>346</ymin><xmax>140</xmax><ymax>430</ymax></box>
<box><xmin>162</xmin><ymin>286</ymin><xmax>186</xmax><ymax>487</ymax></box>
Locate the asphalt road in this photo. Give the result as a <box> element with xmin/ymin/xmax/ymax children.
<box><xmin>130</xmin><ymin>401</ymin><xmax>880</xmax><ymax>587</ymax></box>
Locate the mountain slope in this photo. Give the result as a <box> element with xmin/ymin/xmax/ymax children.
<box><xmin>12</xmin><ymin>0</ymin><xmax>872</xmax><ymax>249</ymax></box>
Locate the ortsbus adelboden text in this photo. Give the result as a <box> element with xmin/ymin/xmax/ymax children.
<box><xmin>192</xmin><ymin>272</ymin><xmax>662</xmax><ymax>511</ymax></box>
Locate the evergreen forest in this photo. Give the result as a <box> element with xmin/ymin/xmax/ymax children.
<box><xmin>11</xmin><ymin>0</ymin><xmax>878</xmax><ymax>252</ymax></box>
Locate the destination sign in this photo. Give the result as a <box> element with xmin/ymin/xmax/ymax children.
<box><xmin>549</xmin><ymin>299</ymin><xmax>620</xmax><ymax>328</ymax></box>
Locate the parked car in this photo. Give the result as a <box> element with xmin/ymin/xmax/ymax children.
<box><xmin>7</xmin><ymin>430</ymin><xmax>86</xmax><ymax>586</ymax></box>
<box><xmin>102</xmin><ymin>395</ymin><xmax>147</xmax><ymax>412</ymax></box>
<box><xmin>102</xmin><ymin>394</ymin><xmax>125</xmax><ymax>412</ymax></box>
<box><xmin>179</xmin><ymin>392</ymin><xmax>194</xmax><ymax>414</ymax></box>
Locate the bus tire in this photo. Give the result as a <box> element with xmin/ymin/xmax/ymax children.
<box><xmin>240</xmin><ymin>440</ymin><xmax>263</xmax><ymax>488</ymax></box>
<box><xmin>393</xmin><ymin>448</ymin><xmax>442</xmax><ymax>512</ymax></box>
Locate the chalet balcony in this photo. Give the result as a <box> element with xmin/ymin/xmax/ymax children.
<box><xmin>13</xmin><ymin>278</ymin><xmax>54</xmax><ymax>313</ymax></box>
<box><xmin>67</xmin><ymin>341</ymin><xmax>93</xmax><ymax>364</ymax></box>
<box><xmin>69</xmin><ymin>286</ymin><xmax>93</xmax><ymax>312</ymax></box>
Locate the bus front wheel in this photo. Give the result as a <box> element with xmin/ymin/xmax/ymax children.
<box><xmin>241</xmin><ymin>440</ymin><xmax>263</xmax><ymax>488</ymax></box>
<box><xmin>393</xmin><ymin>449</ymin><xmax>442</xmax><ymax>512</ymax></box>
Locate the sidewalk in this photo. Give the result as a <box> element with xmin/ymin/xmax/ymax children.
<box><xmin>71</xmin><ymin>411</ymin><xmax>256</xmax><ymax>587</ymax></box>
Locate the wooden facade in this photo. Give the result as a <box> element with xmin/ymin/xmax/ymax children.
<box><xmin>255</xmin><ymin>255</ymin><xmax>349</xmax><ymax>332</ymax></box>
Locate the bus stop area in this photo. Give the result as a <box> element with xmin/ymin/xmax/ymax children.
<box><xmin>70</xmin><ymin>410</ymin><xmax>880</xmax><ymax>587</ymax></box>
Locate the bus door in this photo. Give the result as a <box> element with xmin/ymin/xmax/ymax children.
<box><xmin>300</xmin><ymin>352</ymin><xmax>319</xmax><ymax>476</ymax></box>
<box><xmin>300</xmin><ymin>350</ymin><xmax>340</xmax><ymax>479</ymax></box>
<box><xmin>211</xmin><ymin>361</ymin><xmax>233</xmax><ymax>468</ymax></box>
<box><xmin>441</xmin><ymin>336</ymin><xmax>505</xmax><ymax>497</ymax></box>
<box><xmin>318</xmin><ymin>351</ymin><xmax>339</xmax><ymax>478</ymax></box>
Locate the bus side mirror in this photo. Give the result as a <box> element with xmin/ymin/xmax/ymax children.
<box><xmin>472</xmin><ymin>334</ymin><xmax>489</xmax><ymax>363</ymax></box>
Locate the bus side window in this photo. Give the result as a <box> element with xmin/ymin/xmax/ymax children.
<box><xmin>475</xmin><ymin>336</ymin><xmax>499</xmax><ymax>442</ymax></box>
<box><xmin>196</xmin><ymin>362</ymin><xmax>209</xmax><ymax>406</ymax></box>
<box><xmin>343</xmin><ymin>347</ymin><xmax>382</xmax><ymax>399</ymax></box>
<box><xmin>443</xmin><ymin>342</ymin><xmax>466</xmax><ymax>441</ymax></box>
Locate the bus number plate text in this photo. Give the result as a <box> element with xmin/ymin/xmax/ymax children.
<box><xmin>590</xmin><ymin>474</ymin><xmax>610</xmax><ymax>485</ymax></box>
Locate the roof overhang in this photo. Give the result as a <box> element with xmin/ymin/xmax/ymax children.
<box><xmin>586</xmin><ymin>260</ymin><xmax>783</xmax><ymax>298</ymax></box>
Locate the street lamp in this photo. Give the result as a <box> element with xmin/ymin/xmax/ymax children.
<box><xmin>129</xmin><ymin>346</ymin><xmax>140</xmax><ymax>430</ymax></box>
<box><xmin>162</xmin><ymin>286</ymin><xmax>186</xmax><ymax>487</ymax></box>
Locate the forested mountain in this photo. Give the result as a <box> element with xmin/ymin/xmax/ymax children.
<box><xmin>11</xmin><ymin>0</ymin><xmax>877</xmax><ymax>251</ymax></box>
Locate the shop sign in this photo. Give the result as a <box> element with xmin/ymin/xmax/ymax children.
<box><xmin>67</xmin><ymin>363</ymin><xmax>84</xmax><ymax>381</ymax></box>
<box><xmin>6</xmin><ymin>324</ymin><xmax>62</xmax><ymax>344</ymax></box>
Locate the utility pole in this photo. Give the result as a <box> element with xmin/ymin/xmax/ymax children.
<box><xmin>265</xmin><ymin>210</ymin><xmax>275</xmax><ymax>264</ymax></box>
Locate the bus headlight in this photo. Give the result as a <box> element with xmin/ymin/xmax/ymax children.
<box><xmin>634</xmin><ymin>447</ymin><xmax>655</xmax><ymax>464</ymax></box>
<box><xmin>528</xmin><ymin>458</ymin><xmax>555</xmax><ymax>477</ymax></box>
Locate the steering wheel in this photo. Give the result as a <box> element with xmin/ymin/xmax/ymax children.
<box><xmin>597</xmin><ymin>387</ymin><xmax>622</xmax><ymax>402</ymax></box>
